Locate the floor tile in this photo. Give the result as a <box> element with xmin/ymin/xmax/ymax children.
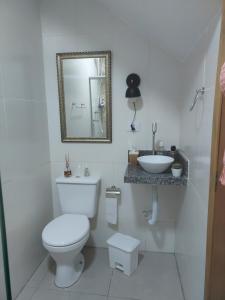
<box><xmin>108</xmin><ymin>298</ymin><xmax>139</xmax><ymax>300</ymax></box>
<box><xmin>109</xmin><ymin>252</ymin><xmax>183</xmax><ymax>300</ymax></box>
<box><xmin>69</xmin><ymin>292</ymin><xmax>107</xmax><ymax>300</ymax></box>
<box><xmin>67</xmin><ymin>248</ymin><xmax>113</xmax><ymax>295</ymax></box>
<box><xmin>16</xmin><ymin>287</ymin><xmax>37</xmax><ymax>300</ymax></box>
<box><xmin>26</xmin><ymin>256</ymin><xmax>50</xmax><ymax>288</ymax></box>
<box><xmin>38</xmin><ymin>248</ymin><xmax>112</xmax><ymax>296</ymax></box>
<box><xmin>31</xmin><ymin>288</ymin><xmax>70</xmax><ymax>300</ymax></box>
<box><xmin>18</xmin><ymin>247</ymin><xmax>183</xmax><ymax>300</ymax></box>
<box><xmin>36</xmin><ymin>263</ymin><xmax>65</xmax><ymax>292</ymax></box>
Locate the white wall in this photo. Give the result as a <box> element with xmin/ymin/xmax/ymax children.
<box><xmin>175</xmin><ymin>14</ymin><xmax>221</xmax><ymax>300</ymax></box>
<box><xmin>41</xmin><ymin>0</ymin><xmax>183</xmax><ymax>253</ymax></box>
<box><xmin>0</xmin><ymin>0</ymin><xmax>52</xmax><ymax>298</ymax></box>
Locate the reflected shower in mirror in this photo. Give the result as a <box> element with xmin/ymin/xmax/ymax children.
<box><xmin>56</xmin><ymin>51</ymin><xmax>112</xmax><ymax>143</ymax></box>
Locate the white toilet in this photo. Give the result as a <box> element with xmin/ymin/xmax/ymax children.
<box><xmin>42</xmin><ymin>175</ymin><xmax>100</xmax><ymax>288</ymax></box>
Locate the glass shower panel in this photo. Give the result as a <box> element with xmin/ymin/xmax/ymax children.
<box><xmin>0</xmin><ymin>179</ymin><xmax>11</xmax><ymax>300</ymax></box>
<box><xmin>0</xmin><ymin>229</ymin><xmax>7</xmax><ymax>300</ymax></box>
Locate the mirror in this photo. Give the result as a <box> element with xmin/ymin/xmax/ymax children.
<box><xmin>56</xmin><ymin>51</ymin><xmax>112</xmax><ymax>143</ymax></box>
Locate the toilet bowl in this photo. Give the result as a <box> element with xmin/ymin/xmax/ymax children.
<box><xmin>42</xmin><ymin>175</ymin><xmax>100</xmax><ymax>288</ymax></box>
<box><xmin>42</xmin><ymin>214</ymin><xmax>90</xmax><ymax>287</ymax></box>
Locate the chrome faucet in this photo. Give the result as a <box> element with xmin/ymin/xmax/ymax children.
<box><xmin>152</xmin><ymin>122</ymin><xmax>157</xmax><ymax>155</ymax></box>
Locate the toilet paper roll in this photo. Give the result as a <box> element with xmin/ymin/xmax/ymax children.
<box><xmin>106</xmin><ymin>197</ymin><xmax>118</xmax><ymax>225</ymax></box>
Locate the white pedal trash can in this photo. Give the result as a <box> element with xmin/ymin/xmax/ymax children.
<box><xmin>107</xmin><ymin>233</ymin><xmax>140</xmax><ymax>276</ymax></box>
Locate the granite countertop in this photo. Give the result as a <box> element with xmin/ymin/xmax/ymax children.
<box><xmin>124</xmin><ymin>150</ymin><xmax>188</xmax><ymax>186</ymax></box>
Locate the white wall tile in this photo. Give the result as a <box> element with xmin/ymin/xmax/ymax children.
<box><xmin>175</xmin><ymin>15</ymin><xmax>221</xmax><ymax>300</ymax></box>
<box><xmin>41</xmin><ymin>0</ymin><xmax>183</xmax><ymax>254</ymax></box>
<box><xmin>2</xmin><ymin>164</ymin><xmax>52</xmax><ymax>297</ymax></box>
<box><xmin>0</xmin><ymin>0</ymin><xmax>52</xmax><ymax>298</ymax></box>
<box><xmin>50</xmin><ymin>159</ymin><xmax>180</xmax><ymax>252</ymax></box>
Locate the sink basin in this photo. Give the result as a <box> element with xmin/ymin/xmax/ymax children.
<box><xmin>137</xmin><ymin>155</ymin><xmax>174</xmax><ymax>174</ymax></box>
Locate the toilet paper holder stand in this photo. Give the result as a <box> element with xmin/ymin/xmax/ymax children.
<box><xmin>106</xmin><ymin>185</ymin><xmax>121</xmax><ymax>198</ymax></box>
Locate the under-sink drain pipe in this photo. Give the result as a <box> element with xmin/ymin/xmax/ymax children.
<box><xmin>143</xmin><ymin>185</ymin><xmax>158</xmax><ymax>225</ymax></box>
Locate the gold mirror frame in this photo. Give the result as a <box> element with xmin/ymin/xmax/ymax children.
<box><xmin>56</xmin><ymin>51</ymin><xmax>112</xmax><ymax>143</ymax></box>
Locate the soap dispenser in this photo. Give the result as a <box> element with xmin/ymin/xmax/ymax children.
<box><xmin>128</xmin><ymin>146</ymin><xmax>139</xmax><ymax>166</ymax></box>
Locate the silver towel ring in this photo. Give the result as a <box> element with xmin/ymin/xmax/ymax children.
<box><xmin>189</xmin><ymin>87</ymin><xmax>205</xmax><ymax>111</ymax></box>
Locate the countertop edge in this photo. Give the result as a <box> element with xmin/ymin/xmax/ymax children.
<box><xmin>124</xmin><ymin>150</ymin><xmax>188</xmax><ymax>186</ymax></box>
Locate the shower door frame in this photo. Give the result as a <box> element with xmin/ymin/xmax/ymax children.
<box><xmin>205</xmin><ymin>0</ymin><xmax>225</xmax><ymax>299</ymax></box>
<box><xmin>0</xmin><ymin>178</ymin><xmax>12</xmax><ymax>300</ymax></box>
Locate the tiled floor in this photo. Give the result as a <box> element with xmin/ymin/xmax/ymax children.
<box><xmin>16</xmin><ymin>247</ymin><xmax>184</xmax><ymax>300</ymax></box>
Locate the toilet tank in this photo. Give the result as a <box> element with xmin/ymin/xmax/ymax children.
<box><xmin>56</xmin><ymin>176</ymin><xmax>101</xmax><ymax>218</ymax></box>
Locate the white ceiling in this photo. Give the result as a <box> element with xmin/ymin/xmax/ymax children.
<box><xmin>95</xmin><ymin>0</ymin><xmax>221</xmax><ymax>60</ymax></box>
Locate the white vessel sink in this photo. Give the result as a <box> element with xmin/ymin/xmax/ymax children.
<box><xmin>137</xmin><ymin>155</ymin><xmax>174</xmax><ymax>174</ymax></box>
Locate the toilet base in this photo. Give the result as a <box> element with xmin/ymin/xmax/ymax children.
<box><xmin>54</xmin><ymin>253</ymin><xmax>85</xmax><ymax>288</ymax></box>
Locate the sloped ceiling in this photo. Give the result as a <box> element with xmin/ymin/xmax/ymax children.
<box><xmin>95</xmin><ymin>0</ymin><xmax>221</xmax><ymax>60</ymax></box>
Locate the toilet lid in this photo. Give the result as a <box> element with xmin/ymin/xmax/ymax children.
<box><xmin>42</xmin><ymin>214</ymin><xmax>90</xmax><ymax>247</ymax></box>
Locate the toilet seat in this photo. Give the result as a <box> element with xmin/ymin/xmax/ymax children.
<box><xmin>42</xmin><ymin>214</ymin><xmax>90</xmax><ymax>247</ymax></box>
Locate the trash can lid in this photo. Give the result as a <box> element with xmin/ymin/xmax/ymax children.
<box><xmin>107</xmin><ymin>233</ymin><xmax>140</xmax><ymax>253</ymax></box>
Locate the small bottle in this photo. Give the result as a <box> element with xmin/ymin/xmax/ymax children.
<box><xmin>170</xmin><ymin>145</ymin><xmax>177</xmax><ymax>159</ymax></box>
<box><xmin>76</xmin><ymin>163</ymin><xmax>82</xmax><ymax>177</ymax></box>
<box><xmin>84</xmin><ymin>167</ymin><xmax>90</xmax><ymax>177</ymax></box>
<box><xmin>158</xmin><ymin>140</ymin><xmax>164</xmax><ymax>155</ymax></box>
